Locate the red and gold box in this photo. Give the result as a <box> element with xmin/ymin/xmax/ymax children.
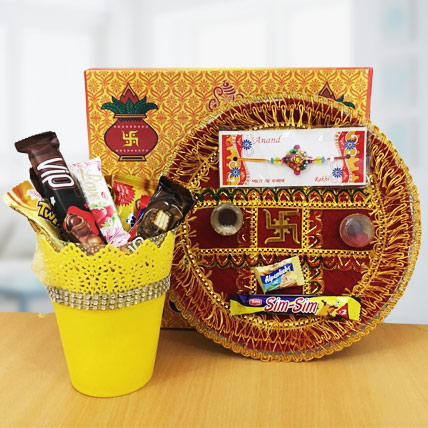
<box><xmin>84</xmin><ymin>67</ymin><xmax>373</xmax><ymax>327</ymax></box>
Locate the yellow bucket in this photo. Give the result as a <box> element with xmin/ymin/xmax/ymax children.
<box><xmin>32</xmin><ymin>232</ymin><xmax>175</xmax><ymax>397</ymax></box>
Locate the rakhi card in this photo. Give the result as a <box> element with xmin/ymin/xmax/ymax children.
<box><xmin>219</xmin><ymin>127</ymin><xmax>367</xmax><ymax>187</ymax></box>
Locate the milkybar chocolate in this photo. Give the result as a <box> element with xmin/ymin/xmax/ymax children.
<box><xmin>15</xmin><ymin>132</ymin><xmax>105</xmax><ymax>245</ymax></box>
<box><xmin>132</xmin><ymin>176</ymin><xmax>194</xmax><ymax>239</ymax></box>
<box><xmin>229</xmin><ymin>294</ymin><xmax>361</xmax><ymax>320</ymax></box>
<box><xmin>253</xmin><ymin>256</ymin><xmax>304</xmax><ymax>292</ymax></box>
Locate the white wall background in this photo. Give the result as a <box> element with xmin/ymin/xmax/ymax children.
<box><xmin>0</xmin><ymin>0</ymin><xmax>426</xmax><ymax>322</ymax></box>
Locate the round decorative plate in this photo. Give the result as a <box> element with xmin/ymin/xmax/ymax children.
<box><xmin>165</xmin><ymin>93</ymin><xmax>421</xmax><ymax>361</ymax></box>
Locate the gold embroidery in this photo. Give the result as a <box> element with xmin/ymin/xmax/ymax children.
<box><xmin>263</xmin><ymin>209</ymin><xmax>300</xmax><ymax>244</ymax></box>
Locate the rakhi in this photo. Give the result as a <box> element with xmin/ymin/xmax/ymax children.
<box><xmin>239</xmin><ymin>144</ymin><xmax>350</xmax><ymax>175</ymax></box>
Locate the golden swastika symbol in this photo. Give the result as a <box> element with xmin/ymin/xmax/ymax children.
<box><xmin>122</xmin><ymin>130</ymin><xmax>139</xmax><ymax>147</ymax></box>
<box><xmin>264</xmin><ymin>209</ymin><xmax>300</xmax><ymax>244</ymax></box>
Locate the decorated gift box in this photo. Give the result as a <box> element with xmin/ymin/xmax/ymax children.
<box><xmin>85</xmin><ymin>67</ymin><xmax>374</xmax><ymax>328</ymax></box>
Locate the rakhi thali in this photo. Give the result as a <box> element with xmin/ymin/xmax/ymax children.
<box><xmin>165</xmin><ymin>92</ymin><xmax>421</xmax><ymax>361</ymax></box>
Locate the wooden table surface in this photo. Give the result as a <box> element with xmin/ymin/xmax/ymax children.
<box><xmin>0</xmin><ymin>313</ymin><xmax>427</xmax><ymax>428</ymax></box>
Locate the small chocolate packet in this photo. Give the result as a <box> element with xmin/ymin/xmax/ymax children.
<box><xmin>133</xmin><ymin>176</ymin><xmax>194</xmax><ymax>239</ymax></box>
<box><xmin>15</xmin><ymin>132</ymin><xmax>105</xmax><ymax>245</ymax></box>
<box><xmin>253</xmin><ymin>256</ymin><xmax>304</xmax><ymax>293</ymax></box>
<box><xmin>229</xmin><ymin>294</ymin><xmax>361</xmax><ymax>320</ymax></box>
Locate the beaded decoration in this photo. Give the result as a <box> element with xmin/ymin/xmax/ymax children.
<box><xmin>240</xmin><ymin>145</ymin><xmax>350</xmax><ymax>175</ymax></box>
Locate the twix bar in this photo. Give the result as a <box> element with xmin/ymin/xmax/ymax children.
<box><xmin>3</xmin><ymin>181</ymin><xmax>62</xmax><ymax>241</ymax></box>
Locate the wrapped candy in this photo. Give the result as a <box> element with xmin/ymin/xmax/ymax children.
<box><xmin>111</xmin><ymin>173</ymin><xmax>155</xmax><ymax>231</ymax></box>
<box><xmin>3</xmin><ymin>181</ymin><xmax>62</xmax><ymax>241</ymax></box>
<box><xmin>230</xmin><ymin>294</ymin><xmax>361</xmax><ymax>320</ymax></box>
<box><xmin>69</xmin><ymin>158</ymin><xmax>130</xmax><ymax>247</ymax></box>
<box><xmin>253</xmin><ymin>256</ymin><xmax>304</xmax><ymax>292</ymax></box>
<box><xmin>15</xmin><ymin>132</ymin><xmax>105</xmax><ymax>245</ymax></box>
<box><xmin>130</xmin><ymin>176</ymin><xmax>194</xmax><ymax>239</ymax></box>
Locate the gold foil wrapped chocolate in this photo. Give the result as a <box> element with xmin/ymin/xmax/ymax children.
<box><xmin>3</xmin><ymin>181</ymin><xmax>62</xmax><ymax>241</ymax></box>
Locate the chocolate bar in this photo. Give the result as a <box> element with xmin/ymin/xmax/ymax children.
<box><xmin>132</xmin><ymin>176</ymin><xmax>194</xmax><ymax>239</ymax></box>
<box><xmin>69</xmin><ymin>158</ymin><xmax>130</xmax><ymax>246</ymax></box>
<box><xmin>3</xmin><ymin>181</ymin><xmax>62</xmax><ymax>242</ymax></box>
<box><xmin>229</xmin><ymin>294</ymin><xmax>361</xmax><ymax>320</ymax></box>
<box><xmin>15</xmin><ymin>132</ymin><xmax>105</xmax><ymax>245</ymax></box>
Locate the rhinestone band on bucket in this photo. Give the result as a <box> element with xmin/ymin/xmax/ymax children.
<box><xmin>47</xmin><ymin>275</ymin><xmax>170</xmax><ymax>310</ymax></box>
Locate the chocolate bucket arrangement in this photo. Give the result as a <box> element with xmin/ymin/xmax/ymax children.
<box><xmin>3</xmin><ymin>68</ymin><xmax>421</xmax><ymax>395</ymax></box>
<box><xmin>4</xmin><ymin>132</ymin><xmax>194</xmax><ymax>397</ymax></box>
